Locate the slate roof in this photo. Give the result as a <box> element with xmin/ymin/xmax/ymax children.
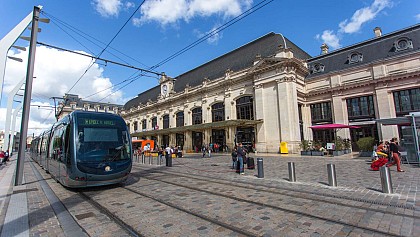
<box><xmin>306</xmin><ymin>24</ymin><xmax>420</xmax><ymax>79</ymax></box>
<box><xmin>124</xmin><ymin>33</ymin><xmax>311</xmax><ymax>110</ymax></box>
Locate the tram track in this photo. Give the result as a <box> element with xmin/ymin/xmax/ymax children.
<box><xmin>28</xmin><ymin>158</ymin><xmax>138</xmax><ymax>237</ymax></box>
<box><xmin>129</xmin><ymin>166</ymin><xmax>414</xmax><ymax>236</ymax></box>
<box><xmin>133</xmin><ymin>164</ymin><xmax>418</xmax><ymax>218</ymax></box>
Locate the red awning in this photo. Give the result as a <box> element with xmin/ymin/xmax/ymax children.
<box><xmin>309</xmin><ymin>123</ymin><xmax>361</xmax><ymax>130</ymax></box>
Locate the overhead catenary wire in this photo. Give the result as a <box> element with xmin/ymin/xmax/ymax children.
<box><xmin>95</xmin><ymin>0</ymin><xmax>274</xmax><ymax>103</ymax></box>
<box><xmin>36</xmin><ymin>42</ymin><xmax>162</xmax><ymax>76</ymax></box>
<box><xmin>41</xmin><ymin>10</ymin><xmax>153</xmax><ymax>70</ymax></box>
<box><xmin>62</xmin><ymin>0</ymin><xmax>147</xmax><ymax>94</ymax></box>
<box><xmin>36</xmin><ymin>0</ymin><xmax>272</xmax><ymax>106</ymax></box>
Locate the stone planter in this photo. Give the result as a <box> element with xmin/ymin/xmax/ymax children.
<box><xmin>332</xmin><ymin>150</ymin><xmax>345</xmax><ymax>156</ymax></box>
<box><xmin>300</xmin><ymin>151</ymin><xmax>311</xmax><ymax>156</ymax></box>
<box><xmin>311</xmin><ymin>151</ymin><xmax>324</xmax><ymax>156</ymax></box>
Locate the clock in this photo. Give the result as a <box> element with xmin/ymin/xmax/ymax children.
<box><xmin>162</xmin><ymin>84</ymin><xmax>168</xmax><ymax>96</ymax></box>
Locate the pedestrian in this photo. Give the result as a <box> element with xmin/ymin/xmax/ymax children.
<box><xmin>202</xmin><ymin>146</ymin><xmax>206</xmax><ymax>158</ymax></box>
<box><xmin>208</xmin><ymin>145</ymin><xmax>212</xmax><ymax>158</ymax></box>
<box><xmin>387</xmin><ymin>137</ymin><xmax>404</xmax><ymax>172</ymax></box>
<box><xmin>4</xmin><ymin>150</ymin><xmax>9</xmax><ymax>162</ymax></box>
<box><xmin>0</xmin><ymin>151</ymin><xmax>5</xmax><ymax>165</ymax></box>
<box><xmin>158</xmin><ymin>146</ymin><xmax>163</xmax><ymax>164</ymax></box>
<box><xmin>237</xmin><ymin>143</ymin><xmax>247</xmax><ymax>175</ymax></box>
<box><xmin>165</xmin><ymin>145</ymin><xmax>173</xmax><ymax>166</ymax></box>
<box><xmin>231</xmin><ymin>147</ymin><xmax>238</xmax><ymax>169</ymax></box>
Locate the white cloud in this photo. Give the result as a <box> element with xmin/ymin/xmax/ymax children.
<box><xmin>92</xmin><ymin>0</ymin><xmax>125</xmax><ymax>17</ymax></box>
<box><xmin>316</xmin><ymin>30</ymin><xmax>341</xmax><ymax>49</ymax></box>
<box><xmin>339</xmin><ymin>0</ymin><xmax>392</xmax><ymax>34</ymax></box>
<box><xmin>194</xmin><ymin>25</ymin><xmax>223</xmax><ymax>45</ymax></box>
<box><xmin>133</xmin><ymin>0</ymin><xmax>253</xmax><ymax>26</ymax></box>
<box><xmin>416</xmin><ymin>13</ymin><xmax>420</xmax><ymax>20</ymax></box>
<box><xmin>2</xmin><ymin>46</ymin><xmax>124</xmax><ymax>135</ymax></box>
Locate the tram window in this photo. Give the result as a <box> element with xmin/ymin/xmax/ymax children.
<box><xmin>83</xmin><ymin>128</ymin><xmax>118</xmax><ymax>142</ymax></box>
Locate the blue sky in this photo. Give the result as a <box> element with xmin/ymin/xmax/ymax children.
<box><xmin>0</xmin><ymin>0</ymin><xmax>419</xmax><ymax>135</ymax></box>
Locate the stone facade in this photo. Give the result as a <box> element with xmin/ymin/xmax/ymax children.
<box><xmin>56</xmin><ymin>94</ymin><xmax>122</xmax><ymax>120</ymax></box>
<box><xmin>122</xmin><ymin>25</ymin><xmax>420</xmax><ymax>153</ymax></box>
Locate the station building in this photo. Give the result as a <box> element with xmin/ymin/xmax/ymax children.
<box><xmin>121</xmin><ymin>24</ymin><xmax>420</xmax><ymax>153</ymax></box>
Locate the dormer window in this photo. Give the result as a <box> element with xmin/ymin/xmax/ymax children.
<box><xmin>348</xmin><ymin>52</ymin><xmax>363</xmax><ymax>64</ymax></box>
<box><xmin>310</xmin><ymin>63</ymin><xmax>325</xmax><ymax>74</ymax></box>
<box><xmin>394</xmin><ymin>37</ymin><xmax>413</xmax><ymax>52</ymax></box>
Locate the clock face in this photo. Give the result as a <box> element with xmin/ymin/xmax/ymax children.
<box><xmin>162</xmin><ymin>85</ymin><xmax>167</xmax><ymax>95</ymax></box>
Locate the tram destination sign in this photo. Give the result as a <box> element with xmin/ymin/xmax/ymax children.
<box><xmin>81</xmin><ymin>118</ymin><xmax>116</xmax><ymax>126</ymax></box>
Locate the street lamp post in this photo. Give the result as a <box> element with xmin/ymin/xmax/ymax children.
<box><xmin>15</xmin><ymin>6</ymin><xmax>45</xmax><ymax>186</ymax></box>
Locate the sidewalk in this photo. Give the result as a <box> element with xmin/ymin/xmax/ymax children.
<box><xmin>0</xmin><ymin>155</ymin><xmax>86</xmax><ymax>237</ymax></box>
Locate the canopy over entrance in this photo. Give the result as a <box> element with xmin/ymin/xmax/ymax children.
<box><xmin>309</xmin><ymin>124</ymin><xmax>360</xmax><ymax>130</ymax></box>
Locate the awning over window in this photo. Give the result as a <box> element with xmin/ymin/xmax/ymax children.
<box><xmin>131</xmin><ymin>119</ymin><xmax>263</xmax><ymax>137</ymax></box>
<box><xmin>309</xmin><ymin>123</ymin><xmax>360</xmax><ymax>130</ymax></box>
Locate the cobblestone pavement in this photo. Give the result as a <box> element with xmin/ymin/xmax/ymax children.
<box><xmin>1</xmin><ymin>152</ymin><xmax>418</xmax><ymax>236</ymax></box>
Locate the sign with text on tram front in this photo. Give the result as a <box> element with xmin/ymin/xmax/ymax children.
<box><xmin>81</xmin><ymin>119</ymin><xmax>116</xmax><ymax>126</ymax></box>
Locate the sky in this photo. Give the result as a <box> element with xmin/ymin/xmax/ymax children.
<box><xmin>0</xmin><ymin>0</ymin><xmax>419</xmax><ymax>137</ymax></box>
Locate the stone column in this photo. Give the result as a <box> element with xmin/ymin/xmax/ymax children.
<box><xmin>277</xmin><ymin>77</ymin><xmax>301</xmax><ymax>153</ymax></box>
<box><xmin>331</xmin><ymin>93</ymin><xmax>350</xmax><ymax>138</ymax></box>
<box><xmin>375</xmin><ymin>87</ymin><xmax>399</xmax><ymax>140</ymax></box>
<box><xmin>254</xmin><ymin>84</ymin><xmax>269</xmax><ymax>152</ymax></box>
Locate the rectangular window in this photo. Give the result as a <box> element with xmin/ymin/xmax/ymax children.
<box><xmin>346</xmin><ymin>95</ymin><xmax>375</xmax><ymax>121</ymax></box>
<box><xmin>310</xmin><ymin>102</ymin><xmax>332</xmax><ymax>124</ymax></box>
<box><xmin>394</xmin><ymin>88</ymin><xmax>420</xmax><ymax>116</ymax></box>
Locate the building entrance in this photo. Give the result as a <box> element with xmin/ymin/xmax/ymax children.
<box><xmin>236</xmin><ymin>127</ymin><xmax>255</xmax><ymax>152</ymax></box>
<box><xmin>162</xmin><ymin>135</ymin><xmax>169</xmax><ymax>148</ymax></box>
<box><xmin>211</xmin><ymin>129</ymin><xmax>226</xmax><ymax>152</ymax></box>
<box><xmin>176</xmin><ymin>133</ymin><xmax>184</xmax><ymax>149</ymax></box>
<box><xmin>192</xmin><ymin>131</ymin><xmax>203</xmax><ymax>152</ymax></box>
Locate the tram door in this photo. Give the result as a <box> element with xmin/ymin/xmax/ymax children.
<box><xmin>236</xmin><ymin>127</ymin><xmax>255</xmax><ymax>152</ymax></box>
<box><xmin>192</xmin><ymin>131</ymin><xmax>203</xmax><ymax>152</ymax></box>
<box><xmin>211</xmin><ymin>129</ymin><xmax>225</xmax><ymax>152</ymax></box>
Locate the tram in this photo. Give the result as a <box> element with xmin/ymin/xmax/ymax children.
<box><xmin>30</xmin><ymin>111</ymin><xmax>132</xmax><ymax>188</ymax></box>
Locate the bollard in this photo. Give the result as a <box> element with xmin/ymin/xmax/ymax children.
<box><xmin>157</xmin><ymin>155</ymin><xmax>161</xmax><ymax>166</ymax></box>
<box><xmin>327</xmin><ymin>164</ymin><xmax>337</xmax><ymax>187</ymax></box>
<box><xmin>149</xmin><ymin>155</ymin><xmax>152</xmax><ymax>165</ymax></box>
<box><xmin>141</xmin><ymin>154</ymin><xmax>145</xmax><ymax>164</ymax></box>
<box><xmin>257</xmin><ymin>158</ymin><xmax>264</xmax><ymax>178</ymax></box>
<box><xmin>168</xmin><ymin>155</ymin><xmax>173</xmax><ymax>167</ymax></box>
<box><xmin>288</xmin><ymin>162</ymin><xmax>296</xmax><ymax>182</ymax></box>
<box><xmin>380</xmin><ymin>166</ymin><xmax>393</xmax><ymax>194</ymax></box>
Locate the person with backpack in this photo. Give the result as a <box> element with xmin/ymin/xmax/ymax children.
<box><xmin>231</xmin><ymin>147</ymin><xmax>238</xmax><ymax>169</ymax></box>
<box><xmin>237</xmin><ymin>143</ymin><xmax>247</xmax><ymax>175</ymax></box>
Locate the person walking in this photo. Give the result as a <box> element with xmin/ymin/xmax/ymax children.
<box><xmin>387</xmin><ymin>137</ymin><xmax>404</xmax><ymax>172</ymax></box>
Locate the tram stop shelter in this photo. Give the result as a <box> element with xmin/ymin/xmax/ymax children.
<box><xmin>376</xmin><ymin>112</ymin><xmax>420</xmax><ymax>165</ymax></box>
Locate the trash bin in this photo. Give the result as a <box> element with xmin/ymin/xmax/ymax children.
<box><xmin>280</xmin><ymin>142</ymin><xmax>288</xmax><ymax>154</ymax></box>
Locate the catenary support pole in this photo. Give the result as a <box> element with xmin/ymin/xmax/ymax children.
<box><xmin>15</xmin><ymin>6</ymin><xmax>41</xmax><ymax>186</ymax></box>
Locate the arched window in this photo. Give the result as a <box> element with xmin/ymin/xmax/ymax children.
<box><xmin>141</xmin><ymin>119</ymin><xmax>146</xmax><ymax>130</ymax></box>
<box><xmin>133</xmin><ymin>121</ymin><xmax>138</xmax><ymax>131</ymax></box>
<box><xmin>176</xmin><ymin>111</ymin><xmax>184</xmax><ymax>127</ymax></box>
<box><xmin>192</xmin><ymin>107</ymin><xmax>202</xmax><ymax>125</ymax></box>
<box><xmin>212</xmin><ymin>102</ymin><xmax>225</xmax><ymax>122</ymax></box>
<box><xmin>236</xmin><ymin>96</ymin><xmax>254</xmax><ymax>120</ymax></box>
<box><xmin>163</xmin><ymin>115</ymin><xmax>169</xmax><ymax>129</ymax></box>
<box><xmin>151</xmin><ymin>117</ymin><xmax>157</xmax><ymax>129</ymax></box>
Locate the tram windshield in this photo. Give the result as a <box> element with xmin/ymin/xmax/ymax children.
<box><xmin>75</xmin><ymin>115</ymin><xmax>131</xmax><ymax>163</ymax></box>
